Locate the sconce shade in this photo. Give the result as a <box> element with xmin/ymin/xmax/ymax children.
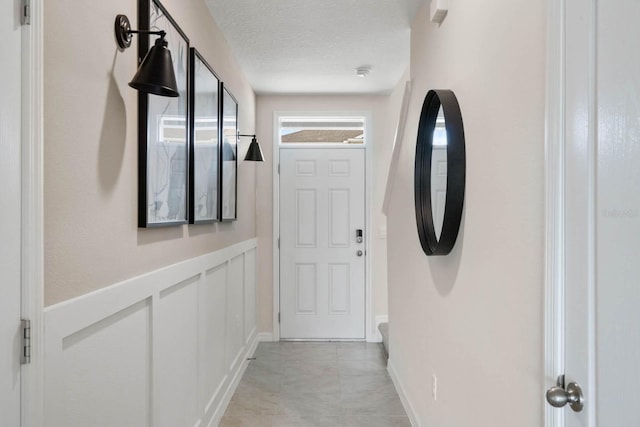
<box><xmin>129</xmin><ymin>37</ymin><xmax>179</xmax><ymax>97</ymax></box>
<box><xmin>244</xmin><ymin>137</ymin><xmax>264</xmax><ymax>162</ymax></box>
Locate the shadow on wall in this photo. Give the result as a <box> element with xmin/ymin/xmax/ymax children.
<box><xmin>98</xmin><ymin>50</ymin><xmax>127</xmax><ymax>195</ymax></box>
<box><xmin>427</xmin><ymin>207</ymin><xmax>465</xmax><ymax>296</ymax></box>
<box><xmin>137</xmin><ymin>226</ymin><xmax>185</xmax><ymax>245</ymax></box>
<box><xmin>188</xmin><ymin>223</ymin><xmax>219</xmax><ymax>237</ymax></box>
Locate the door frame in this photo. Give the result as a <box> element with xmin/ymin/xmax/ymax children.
<box><xmin>272</xmin><ymin>111</ymin><xmax>374</xmax><ymax>341</ymax></box>
<box><xmin>20</xmin><ymin>1</ymin><xmax>45</xmax><ymax>425</ymax></box>
<box><xmin>544</xmin><ymin>0</ymin><xmax>597</xmax><ymax>425</ymax></box>
<box><xmin>544</xmin><ymin>0</ymin><xmax>567</xmax><ymax>419</ymax></box>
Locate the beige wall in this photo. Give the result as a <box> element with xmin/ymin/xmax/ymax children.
<box><xmin>255</xmin><ymin>93</ymin><xmax>406</xmax><ymax>336</ymax></box>
<box><xmin>44</xmin><ymin>0</ymin><xmax>256</xmax><ymax>305</ymax></box>
<box><xmin>387</xmin><ymin>0</ymin><xmax>545</xmax><ymax>425</ymax></box>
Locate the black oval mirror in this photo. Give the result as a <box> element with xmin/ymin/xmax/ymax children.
<box><xmin>414</xmin><ymin>89</ymin><xmax>466</xmax><ymax>256</ymax></box>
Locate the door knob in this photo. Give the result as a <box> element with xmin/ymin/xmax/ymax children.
<box><xmin>546</xmin><ymin>375</ymin><xmax>584</xmax><ymax>412</ymax></box>
<box><xmin>356</xmin><ymin>250</ymin><xmax>363</xmax><ymax>257</ymax></box>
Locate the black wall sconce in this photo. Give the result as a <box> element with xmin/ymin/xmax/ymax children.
<box><xmin>238</xmin><ymin>134</ymin><xmax>264</xmax><ymax>162</ymax></box>
<box><xmin>114</xmin><ymin>14</ymin><xmax>179</xmax><ymax>97</ymax></box>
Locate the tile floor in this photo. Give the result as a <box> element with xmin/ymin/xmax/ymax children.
<box><xmin>220</xmin><ymin>341</ymin><xmax>410</xmax><ymax>427</ymax></box>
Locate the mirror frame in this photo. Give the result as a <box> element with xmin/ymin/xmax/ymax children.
<box><xmin>414</xmin><ymin>89</ymin><xmax>466</xmax><ymax>256</ymax></box>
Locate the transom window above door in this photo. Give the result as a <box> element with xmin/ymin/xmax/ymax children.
<box><xmin>279</xmin><ymin>116</ymin><xmax>366</xmax><ymax>145</ymax></box>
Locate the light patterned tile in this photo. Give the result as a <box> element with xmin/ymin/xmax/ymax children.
<box><xmin>224</xmin><ymin>342</ymin><xmax>408</xmax><ymax>425</ymax></box>
<box><xmin>341</xmin><ymin>391</ymin><xmax>406</xmax><ymax>416</ymax></box>
<box><xmin>272</xmin><ymin>415</ymin><xmax>343</xmax><ymax>427</ymax></box>
<box><xmin>224</xmin><ymin>387</ymin><xmax>278</xmax><ymax>416</ymax></box>
<box><xmin>247</xmin><ymin>359</ymin><xmax>286</xmax><ymax>375</ymax></box>
<box><xmin>256</xmin><ymin>342</ymin><xmax>286</xmax><ymax>354</ymax></box>
<box><xmin>275</xmin><ymin>392</ymin><xmax>342</xmax><ymax>416</ymax></box>
<box><xmin>343</xmin><ymin>415</ymin><xmax>411</xmax><ymax>427</ymax></box>
<box><xmin>282</xmin><ymin>373</ymin><xmax>340</xmax><ymax>395</ymax></box>
<box><xmin>284</xmin><ymin>359</ymin><xmax>339</xmax><ymax>378</ymax></box>
<box><xmin>282</xmin><ymin>342</ymin><xmax>338</xmax><ymax>361</ymax></box>
<box><xmin>339</xmin><ymin>373</ymin><xmax>396</xmax><ymax>395</ymax></box>
<box><xmin>253</xmin><ymin>343</ymin><xmax>286</xmax><ymax>361</ymax></box>
<box><xmin>336</xmin><ymin>343</ymin><xmax>386</xmax><ymax>361</ymax></box>
<box><xmin>338</xmin><ymin>359</ymin><xmax>387</xmax><ymax>376</ymax></box>
<box><xmin>237</xmin><ymin>370</ymin><xmax>283</xmax><ymax>394</ymax></box>
<box><xmin>219</xmin><ymin>415</ymin><xmax>273</xmax><ymax>427</ymax></box>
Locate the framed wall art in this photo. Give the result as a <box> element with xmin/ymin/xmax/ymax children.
<box><xmin>188</xmin><ymin>48</ymin><xmax>220</xmax><ymax>224</ymax></box>
<box><xmin>220</xmin><ymin>84</ymin><xmax>238</xmax><ymax>221</ymax></box>
<box><xmin>137</xmin><ymin>0</ymin><xmax>190</xmax><ymax>227</ymax></box>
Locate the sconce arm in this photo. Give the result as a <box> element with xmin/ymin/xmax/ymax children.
<box><xmin>126</xmin><ymin>29</ymin><xmax>167</xmax><ymax>38</ymax></box>
<box><xmin>115</xmin><ymin>14</ymin><xmax>166</xmax><ymax>50</ymax></box>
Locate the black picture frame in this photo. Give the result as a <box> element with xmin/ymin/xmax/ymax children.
<box><xmin>137</xmin><ymin>0</ymin><xmax>190</xmax><ymax>227</ymax></box>
<box><xmin>414</xmin><ymin>89</ymin><xmax>466</xmax><ymax>256</ymax></box>
<box><xmin>220</xmin><ymin>84</ymin><xmax>238</xmax><ymax>222</ymax></box>
<box><xmin>188</xmin><ymin>48</ymin><xmax>221</xmax><ymax>224</ymax></box>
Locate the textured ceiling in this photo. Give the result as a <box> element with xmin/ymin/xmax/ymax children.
<box><xmin>205</xmin><ymin>0</ymin><xmax>426</xmax><ymax>94</ymax></box>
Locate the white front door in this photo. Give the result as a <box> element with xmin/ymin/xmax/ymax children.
<box><xmin>0</xmin><ymin>2</ymin><xmax>24</xmax><ymax>425</ymax></box>
<box><xmin>549</xmin><ymin>0</ymin><xmax>640</xmax><ymax>424</ymax></box>
<box><xmin>279</xmin><ymin>148</ymin><xmax>366</xmax><ymax>339</ymax></box>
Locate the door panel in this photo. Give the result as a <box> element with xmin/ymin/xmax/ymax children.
<box><xmin>563</xmin><ymin>1</ymin><xmax>593</xmax><ymax>424</ymax></box>
<box><xmin>559</xmin><ymin>0</ymin><xmax>640</xmax><ymax>425</ymax></box>
<box><xmin>595</xmin><ymin>0</ymin><xmax>640</xmax><ymax>422</ymax></box>
<box><xmin>280</xmin><ymin>148</ymin><xmax>365</xmax><ymax>339</ymax></box>
<box><xmin>0</xmin><ymin>0</ymin><xmax>23</xmax><ymax>424</ymax></box>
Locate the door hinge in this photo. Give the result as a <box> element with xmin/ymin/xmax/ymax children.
<box><xmin>21</xmin><ymin>0</ymin><xmax>30</xmax><ymax>25</ymax></box>
<box><xmin>277</xmin><ymin>163</ymin><xmax>280</xmax><ymax>174</ymax></box>
<box><xmin>21</xmin><ymin>319</ymin><xmax>31</xmax><ymax>365</ymax></box>
<box><xmin>278</xmin><ymin>312</ymin><xmax>280</xmax><ymax>323</ymax></box>
<box><xmin>277</xmin><ymin>237</ymin><xmax>280</xmax><ymax>249</ymax></box>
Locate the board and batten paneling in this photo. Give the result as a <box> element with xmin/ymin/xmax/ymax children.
<box><xmin>44</xmin><ymin>239</ymin><xmax>258</xmax><ymax>427</ymax></box>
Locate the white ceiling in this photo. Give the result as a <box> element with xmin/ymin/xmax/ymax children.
<box><xmin>204</xmin><ymin>0</ymin><xmax>426</xmax><ymax>95</ymax></box>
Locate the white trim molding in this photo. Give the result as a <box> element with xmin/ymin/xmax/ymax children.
<box><xmin>21</xmin><ymin>0</ymin><xmax>45</xmax><ymax>425</ymax></box>
<box><xmin>544</xmin><ymin>0</ymin><xmax>566</xmax><ymax>425</ymax></box>
<box><xmin>546</xmin><ymin>0</ymin><xmax>602</xmax><ymax>423</ymax></box>
<box><xmin>44</xmin><ymin>240</ymin><xmax>258</xmax><ymax>427</ymax></box>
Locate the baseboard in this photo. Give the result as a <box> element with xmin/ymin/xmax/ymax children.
<box><xmin>257</xmin><ymin>332</ymin><xmax>274</xmax><ymax>342</ymax></box>
<box><xmin>207</xmin><ymin>330</ymin><xmax>259</xmax><ymax>427</ymax></box>
<box><xmin>388</xmin><ymin>358</ymin><xmax>420</xmax><ymax>427</ymax></box>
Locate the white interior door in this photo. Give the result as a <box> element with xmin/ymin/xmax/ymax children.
<box><xmin>549</xmin><ymin>0</ymin><xmax>640</xmax><ymax>424</ymax></box>
<box><xmin>1</xmin><ymin>1</ymin><xmax>23</xmax><ymax>425</ymax></box>
<box><xmin>279</xmin><ymin>148</ymin><xmax>366</xmax><ymax>339</ymax></box>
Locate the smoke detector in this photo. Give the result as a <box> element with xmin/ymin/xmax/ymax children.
<box><xmin>356</xmin><ymin>66</ymin><xmax>372</xmax><ymax>78</ymax></box>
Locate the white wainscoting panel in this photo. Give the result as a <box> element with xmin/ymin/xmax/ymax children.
<box><xmin>44</xmin><ymin>239</ymin><xmax>258</xmax><ymax>427</ymax></box>
<box><xmin>156</xmin><ymin>275</ymin><xmax>200</xmax><ymax>427</ymax></box>
<box><xmin>199</xmin><ymin>264</ymin><xmax>228</xmax><ymax>418</ymax></box>
<box><xmin>226</xmin><ymin>255</ymin><xmax>245</xmax><ymax>372</ymax></box>
<box><xmin>244</xmin><ymin>249</ymin><xmax>257</xmax><ymax>344</ymax></box>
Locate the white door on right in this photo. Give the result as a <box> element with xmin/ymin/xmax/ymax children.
<box><xmin>279</xmin><ymin>147</ymin><xmax>366</xmax><ymax>340</ymax></box>
<box><xmin>556</xmin><ymin>0</ymin><xmax>640</xmax><ymax>424</ymax></box>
